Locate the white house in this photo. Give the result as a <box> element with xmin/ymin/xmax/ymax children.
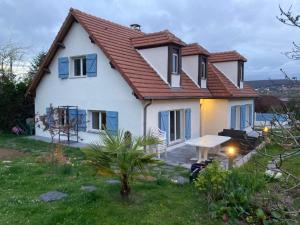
<box><xmin>27</xmin><ymin>8</ymin><xmax>258</xmax><ymax>146</ymax></box>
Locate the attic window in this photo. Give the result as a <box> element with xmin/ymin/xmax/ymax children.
<box><xmin>238</xmin><ymin>61</ymin><xmax>244</xmax><ymax>87</ymax></box>
<box><xmin>172</xmin><ymin>53</ymin><xmax>179</xmax><ymax>74</ymax></box>
<box><xmin>200</xmin><ymin>57</ymin><xmax>207</xmax><ymax>79</ymax></box>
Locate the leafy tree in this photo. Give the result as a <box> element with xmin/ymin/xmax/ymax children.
<box><xmin>25</xmin><ymin>51</ymin><xmax>46</xmax><ymax>85</ymax></box>
<box><xmin>0</xmin><ymin>77</ymin><xmax>33</xmax><ymax>131</ymax></box>
<box><xmin>83</xmin><ymin>130</ymin><xmax>160</xmax><ymax>197</ymax></box>
<box><xmin>0</xmin><ymin>45</ymin><xmax>45</xmax><ymax>132</ymax></box>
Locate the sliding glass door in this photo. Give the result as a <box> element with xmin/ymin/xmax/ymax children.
<box><xmin>170</xmin><ymin>110</ymin><xmax>182</xmax><ymax>142</ymax></box>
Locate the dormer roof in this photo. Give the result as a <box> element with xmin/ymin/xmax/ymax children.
<box><xmin>182</xmin><ymin>43</ymin><xmax>210</xmax><ymax>56</ymax></box>
<box><xmin>209</xmin><ymin>50</ymin><xmax>247</xmax><ymax>63</ymax></box>
<box><xmin>131</xmin><ymin>30</ymin><xmax>186</xmax><ymax>49</ymax></box>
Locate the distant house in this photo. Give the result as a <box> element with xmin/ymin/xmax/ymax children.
<box><xmin>27</xmin><ymin>8</ymin><xmax>258</xmax><ymax>146</ymax></box>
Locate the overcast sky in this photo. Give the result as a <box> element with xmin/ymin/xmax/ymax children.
<box><xmin>1</xmin><ymin>0</ymin><xmax>299</xmax><ymax>80</ymax></box>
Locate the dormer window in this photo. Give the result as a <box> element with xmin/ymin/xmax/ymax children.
<box><xmin>172</xmin><ymin>53</ymin><xmax>179</xmax><ymax>74</ymax></box>
<box><xmin>168</xmin><ymin>46</ymin><xmax>181</xmax><ymax>87</ymax></box>
<box><xmin>238</xmin><ymin>61</ymin><xmax>244</xmax><ymax>87</ymax></box>
<box><xmin>200</xmin><ymin>57</ymin><xmax>207</xmax><ymax>79</ymax></box>
<box><xmin>198</xmin><ymin>55</ymin><xmax>208</xmax><ymax>87</ymax></box>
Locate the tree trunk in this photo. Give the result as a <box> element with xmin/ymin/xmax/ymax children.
<box><xmin>120</xmin><ymin>174</ymin><xmax>131</xmax><ymax>197</ymax></box>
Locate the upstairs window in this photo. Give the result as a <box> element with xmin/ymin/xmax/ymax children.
<box><xmin>172</xmin><ymin>53</ymin><xmax>178</xmax><ymax>74</ymax></box>
<box><xmin>238</xmin><ymin>61</ymin><xmax>244</xmax><ymax>87</ymax></box>
<box><xmin>73</xmin><ymin>56</ymin><xmax>87</xmax><ymax>77</ymax></box>
<box><xmin>200</xmin><ymin>56</ymin><xmax>207</xmax><ymax>79</ymax></box>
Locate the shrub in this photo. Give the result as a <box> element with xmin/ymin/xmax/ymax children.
<box><xmin>194</xmin><ymin>161</ymin><xmax>267</xmax><ymax>223</ymax></box>
<box><xmin>194</xmin><ymin>161</ymin><xmax>230</xmax><ymax>201</ymax></box>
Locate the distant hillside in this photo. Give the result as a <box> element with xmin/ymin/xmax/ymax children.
<box><xmin>245</xmin><ymin>79</ymin><xmax>300</xmax><ymax>89</ymax></box>
<box><xmin>245</xmin><ymin>79</ymin><xmax>300</xmax><ymax>99</ymax></box>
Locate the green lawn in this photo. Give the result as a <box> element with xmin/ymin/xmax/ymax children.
<box><xmin>0</xmin><ymin>134</ymin><xmax>220</xmax><ymax>225</ymax></box>
<box><xmin>0</xmin><ymin>135</ymin><xmax>299</xmax><ymax>225</ymax></box>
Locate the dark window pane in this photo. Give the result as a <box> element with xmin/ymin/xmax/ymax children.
<box><xmin>176</xmin><ymin>110</ymin><xmax>181</xmax><ymax>139</ymax></box>
<box><xmin>92</xmin><ymin>112</ymin><xmax>99</xmax><ymax>130</ymax></box>
<box><xmin>172</xmin><ymin>54</ymin><xmax>178</xmax><ymax>74</ymax></box>
<box><xmin>82</xmin><ymin>57</ymin><xmax>86</xmax><ymax>75</ymax></box>
<box><xmin>170</xmin><ymin>111</ymin><xmax>175</xmax><ymax>141</ymax></box>
<box><xmin>101</xmin><ymin>112</ymin><xmax>106</xmax><ymax>130</ymax></box>
<box><xmin>74</xmin><ymin>58</ymin><xmax>81</xmax><ymax>76</ymax></box>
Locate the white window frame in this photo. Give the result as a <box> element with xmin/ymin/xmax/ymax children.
<box><xmin>88</xmin><ymin>110</ymin><xmax>106</xmax><ymax>132</ymax></box>
<box><xmin>71</xmin><ymin>56</ymin><xmax>87</xmax><ymax>77</ymax></box>
<box><xmin>169</xmin><ymin>109</ymin><xmax>184</xmax><ymax>144</ymax></box>
<box><xmin>201</xmin><ymin>60</ymin><xmax>206</xmax><ymax>79</ymax></box>
<box><xmin>172</xmin><ymin>53</ymin><xmax>178</xmax><ymax>74</ymax></box>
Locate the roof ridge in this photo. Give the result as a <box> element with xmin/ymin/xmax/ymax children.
<box><xmin>70</xmin><ymin>8</ymin><xmax>144</xmax><ymax>35</ymax></box>
<box><xmin>211</xmin><ymin>50</ymin><xmax>239</xmax><ymax>55</ymax></box>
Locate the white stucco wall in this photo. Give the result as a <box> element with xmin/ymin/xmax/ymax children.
<box><xmin>182</xmin><ymin>55</ymin><xmax>199</xmax><ymax>87</ymax></box>
<box><xmin>35</xmin><ymin>22</ymin><xmax>144</xmax><ymax>143</ymax></box>
<box><xmin>138</xmin><ymin>46</ymin><xmax>169</xmax><ymax>84</ymax></box>
<box><xmin>213</xmin><ymin>61</ymin><xmax>238</xmax><ymax>87</ymax></box>
<box><xmin>201</xmin><ymin>98</ymin><xmax>255</xmax><ymax>135</ymax></box>
<box><xmin>146</xmin><ymin>99</ymin><xmax>201</xmax><ymax>144</ymax></box>
<box><xmin>201</xmin><ymin>99</ymin><xmax>229</xmax><ymax>135</ymax></box>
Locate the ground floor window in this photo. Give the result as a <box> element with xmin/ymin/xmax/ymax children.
<box><xmin>231</xmin><ymin>104</ymin><xmax>253</xmax><ymax>130</ymax></box>
<box><xmin>169</xmin><ymin>110</ymin><xmax>183</xmax><ymax>142</ymax></box>
<box><xmin>90</xmin><ymin>111</ymin><xmax>106</xmax><ymax>131</ymax></box>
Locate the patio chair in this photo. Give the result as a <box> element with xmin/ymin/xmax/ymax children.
<box><xmin>150</xmin><ymin>127</ymin><xmax>167</xmax><ymax>159</ymax></box>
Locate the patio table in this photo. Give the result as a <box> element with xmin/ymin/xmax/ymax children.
<box><xmin>185</xmin><ymin>135</ymin><xmax>231</xmax><ymax>162</ymax></box>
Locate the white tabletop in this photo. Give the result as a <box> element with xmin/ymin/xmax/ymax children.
<box><xmin>185</xmin><ymin>135</ymin><xmax>231</xmax><ymax>148</ymax></box>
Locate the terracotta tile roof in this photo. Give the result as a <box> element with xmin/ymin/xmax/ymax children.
<box><xmin>207</xmin><ymin>63</ymin><xmax>258</xmax><ymax>98</ymax></box>
<box><xmin>182</xmin><ymin>43</ymin><xmax>210</xmax><ymax>56</ymax></box>
<box><xmin>131</xmin><ymin>30</ymin><xmax>186</xmax><ymax>48</ymax></box>
<box><xmin>27</xmin><ymin>8</ymin><xmax>211</xmax><ymax>99</ymax></box>
<box><xmin>209</xmin><ymin>51</ymin><xmax>247</xmax><ymax>63</ymax></box>
<box><xmin>27</xmin><ymin>8</ymin><xmax>256</xmax><ymax>100</ymax></box>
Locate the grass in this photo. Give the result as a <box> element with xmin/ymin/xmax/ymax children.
<box><xmin>1</xmin><ymin>134</ymin><xmax>299</xmax><ymax>224</ymax></box>
<box><xmin>0</xmin><ymin>134</ymin><xmax>221</xmax><ymax>225</ymax></box>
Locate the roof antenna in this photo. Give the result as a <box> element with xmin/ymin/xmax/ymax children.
<box><xmin>130</xmin><ymin>24</ymin><xmax>141</xmax><ymax>31</ymax></box>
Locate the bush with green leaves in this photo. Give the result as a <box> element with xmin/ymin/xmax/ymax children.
<box><xmin>194</xmin><ymin>161</ymin><xmax>229</xmax><ymax>201</ymax></box>
<box><xmin>194</xmin><ymin>161</ymin><xmax>267</xmax><ymax>223</ymax></box>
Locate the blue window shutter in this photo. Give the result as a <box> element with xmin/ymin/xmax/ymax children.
<box><xmin>240</xmin><ymin>105</ymin><xmax>246</xmax><ymax>130</ymax></box>
<box><xmin>159</xmin><ymin>111</ymin><xmax>169</xmax><ymax>144</ymax></box>
<box><xmin>77</xmin><ymin>109</ymin><xmax>87</xmax><ymax>132</ymax></box>
<box><xmin>68</xmin><ymin>108</ymin><xmax>77</xmax><ymax>130</ymax></box>
<box><xmin>185</xmin><ymin>109</ymin><xmax>191</xmax><ymax>140</ymax></box>
<box><xmin>86</xmin><ymin>54</ymin><xmax>97</xmax><ymax>77</ymax></box>
<box><xmin>230</xmin><ymin>106</ymin><xmax>236</xmax><ymax>129</ymax></box>
<box><xmin>58</xmin><ymin>57</ymin><xmax>69</xmax><ymax>79</ymax></box>
<box><xmin>249</xmin><ymin>104</ymin><xmax>253</xmax><ymax>126</ymax></box>
<box><xmin>106</xmin><ymin>111</ymin><xmax>118</xmax><ymax>135</ymax></box>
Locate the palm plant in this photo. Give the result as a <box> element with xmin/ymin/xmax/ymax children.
<box><xmin>83</xmin><ymin>130</ymin><xmax>161</xmax><ymax>197</ymax></box>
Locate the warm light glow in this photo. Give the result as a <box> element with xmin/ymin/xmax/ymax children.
<box><xmin>263</xmin><ymin>127</ymin><xmax>269</xmax><ymax>133</ymax></box>
<box><xmin>226</xmin><ymin>146</ymin><xmax>237</xmax><ymax>158</ymax></box>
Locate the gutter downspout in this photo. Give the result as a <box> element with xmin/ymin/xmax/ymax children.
<box><xmin>143</xmin><ymin>99</ymin><xmax>152</xmax><ymax>137</ymax></box>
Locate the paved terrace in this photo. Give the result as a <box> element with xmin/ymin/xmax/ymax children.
<box><xmin>160</xmin><ymin>144</ymin><xmax>230</xmax><ymax>169</ymax></box>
